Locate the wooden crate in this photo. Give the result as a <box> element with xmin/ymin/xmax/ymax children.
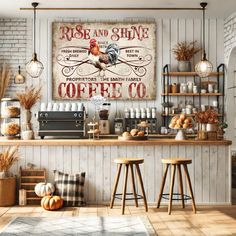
<box><xmin>19</xmin><ymin>168</ymin><xmax>46</xmax><ymax>205</ymax></box>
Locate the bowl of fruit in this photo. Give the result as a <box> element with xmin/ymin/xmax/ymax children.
<box><xmin>169</xmin><ymin>114</ymin><xmax>194</xmax><ymax>140</ymax></box>
<box><xmin>119</xmin><ymin>128</ymin><xmax>148</xmax><ymax>141</ymax></box>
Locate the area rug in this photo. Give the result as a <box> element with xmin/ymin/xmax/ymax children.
<box><xmin>0</xmin><ymin>216</ymin><xmax>156</xmax><ymax>235</ymax></box>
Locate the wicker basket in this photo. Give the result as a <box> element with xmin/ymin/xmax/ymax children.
<box><xmin>0</xmin><ymin>177</ymin><xmax>16</xmax><ymax>206</ymax></box>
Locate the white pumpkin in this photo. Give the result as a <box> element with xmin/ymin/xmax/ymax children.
<box><xmin>34</xmin><ymin>182</ymin><xmax>55</xmax><ymax>197</ymax></box>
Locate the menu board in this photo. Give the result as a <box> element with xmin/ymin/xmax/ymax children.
<box><xmin>52</xmin><ymin>22</ymin><xmax>156</xmax><ymax>100</ymax></box>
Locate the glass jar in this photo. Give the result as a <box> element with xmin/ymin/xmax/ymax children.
<box><xmin>1</xmin><ymin>98</ymin><xmax>21</xmax><ymax>138</ymax></box>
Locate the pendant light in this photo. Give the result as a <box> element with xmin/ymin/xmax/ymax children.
<box><xmin>195</xmin><ymin>2</ymin><xmax>213</xmax><ymax>78</ymax></box>
<box><xmin>26</xmin><ymin>2</ymin><xmax>44</xmax><ymax>78</ymax></box>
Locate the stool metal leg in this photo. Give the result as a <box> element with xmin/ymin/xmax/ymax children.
<box><xmin>157</xmin><ymin>164</ymin><xmax>169</xmax><ymax>208</ymax></box>
<box><xmin>168</xmin><ymin>164</ymin><xmax>176</xmax><ymax>215</ymax></box>
<box><xmin>183</xmin><ymin>164</ymin><xmax>196</xmax><ymax>213</ymax></box>
<box><xmin>130</xmin><ymin>164</ymin><xmax>138</xmax><ymax>207</ymax></box>
<box><xmin>121</xmin><ymin>164</ymin><xmax>129</xmax><ymax>215</ymax></box>
<box><xmin>177</xmin><ymin>164</ymin><xmax>185</xmax><ymax>208</ymax></box>
<box><xmin>110</xmin><ymin>164</ymin><xmax>122</xmax><ymax>209</ymax></box>
<box><xmin>135</xmin><ymin>164</ymin><xmax>148</xmax><ymax>212</ymax></box>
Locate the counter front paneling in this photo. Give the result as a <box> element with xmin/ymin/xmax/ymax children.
<box><xmin>1</xmin><ymin>138</ymin><xmax>231</xmax><ymax>205</ymax></box>
<box><xmin>0</xmin><ymin>138</ymin><xmax>232</xmax><ymax>146</ymax></box>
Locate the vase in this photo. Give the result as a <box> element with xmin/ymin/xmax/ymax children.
<box><xmin>22</xmin><ymin>109</ymin><xmax>34</xmax><ymax>139</ymax></box>
<box><xmin>206</xmin><ymin>123</ymin><xmax>217</xmax><ymax>132</ymax></box>
<box><xmin>177</xmin><ymin>61</ymin><xmax>191</xmax><ymax>72</ymax></box>
<box><xmin>22</xmin><ymin>130</ymin><xmax>34</xmax><ymax>140</ymax></box>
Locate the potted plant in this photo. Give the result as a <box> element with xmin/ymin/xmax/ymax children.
<box><xmin>172</xmin><ymin>41</ymin><xmax>200</xmax><ymax>72</ymax></box>
<box><xmin>16</xmin><ymin>86</ymin><xmax>41</xmax><ymax>140</ymax></box>
<box><xmin>195</xmin><ymin>109</ymin><xmax>219</xmax><ymax>139</ymax></box>
<box><xmin>0</xmin><ymin>146</ymin><xmax>19</xmax><ymax>206</ymax></box>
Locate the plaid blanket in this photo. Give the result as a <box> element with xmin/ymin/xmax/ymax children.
<box><xmin>54</xmin><ymin>170</ymin><xmax>86</xmax><ymax>206</ymax></box>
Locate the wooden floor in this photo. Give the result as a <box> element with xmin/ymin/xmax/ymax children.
<box><xmin>0</xmin><ymin>205</ymin><xmax>236</xmax><ymax>236</ymax></box>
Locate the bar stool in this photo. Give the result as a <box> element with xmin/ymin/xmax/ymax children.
<box><xmin>110</xmin><ymin>158</ymin><xmax>148</xmax><ymax>215</ymax></box>
<box><xmin>157</xmin><ymin>158</ymin><xmax>196</xmax><ymax>215</ymax></box>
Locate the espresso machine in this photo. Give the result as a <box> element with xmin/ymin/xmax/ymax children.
<box><xmin>98</xmin><ymin>103</ymin><xmax>110</xmax><ymax>134</ymax></box>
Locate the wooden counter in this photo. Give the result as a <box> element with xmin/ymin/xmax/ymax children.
<box><xmin>0</xmin><ymin>138</ymin><xmax>231</xmax><ymax>205</ymax></box>
<box><xmin>0</xmin><ymin>138</ymin><xmax>232</xmax><ymax>146</ymax></box>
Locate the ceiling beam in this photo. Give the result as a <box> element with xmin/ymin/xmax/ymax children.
<box><xmin>20</xmin><ymin>7</ymin><xmax>202</xmax><ymax>11</ymax></box>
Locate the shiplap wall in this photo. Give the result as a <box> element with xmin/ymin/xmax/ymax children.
<box><xmin>6</xmin><ymin>144</ymin><xmax>230</xmax><ymax>204</ymax></box>
<box><xmin>21</xmin><ymin>17</ymin><xmax>224</xmax><ymax>133</ymax></box>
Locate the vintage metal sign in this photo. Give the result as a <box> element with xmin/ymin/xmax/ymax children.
<box><xmin>52</xmin><ymin>22</ymin><xmax>156</xmax><ymax>100</ymax></box>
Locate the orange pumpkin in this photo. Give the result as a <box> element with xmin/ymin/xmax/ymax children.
<box><xmin>41</xmin><ymin>195</ymin><xmax>63</xmax><ymax>211</ymax></box>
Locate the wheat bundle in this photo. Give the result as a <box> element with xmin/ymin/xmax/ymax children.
<box><xmin>0</xmin><ymin>146</ymin><xmax>19</xmax><ymax>172</ymax></box>
<box><xmin>16</xmin><ymin>86</ymin><xmax>41</xmax><ymax>110</ymax></box>
<box><xmin>172</xmin><ymin>41</ymin><xmax>201</xmax><ymax>61</ymax></box>
<box><xmin>0</xmin><ymin>64</ymin><xmax>11</xmax><ymax>100</ymax></box>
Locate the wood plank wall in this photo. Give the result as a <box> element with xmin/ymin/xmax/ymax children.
<box><xmin>22</xmin><ymin>17</ymin><xmax>224</xmax><ymax>132</ymax></box>
<box><xmin>3</xmin><ymin>144</ymin><xmax>230</xmax><ymax>205</ymax></box>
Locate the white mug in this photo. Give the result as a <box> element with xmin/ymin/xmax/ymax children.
<box><xmin>59</xmin><ymin>103</ymin><xmax>64</xmax><ymax>111</ymax></box>
<box><xmin>47</xmin><ymin>102</ymin><xmax>52</xmax><ymax>111</ymax></box>
<box><xmin>71</xmin><ymin>103</ymin><xmax>77</xmax><ymax>111</ymax></box>
<box><xmin>52</xmin><ymin>103</ymin><xmax>58</xmax><ymax>111</ymax></box>
<box><xmin>193</xmin><ymin>86</ymin><xmax>198</xmax><ymax>94</ymax></box>
<box><xmin>77</xmin><ymin>103</ymin><xmax>83</xmax><ymax>111</ymax></box>
<box><xmin>201</xmin><ymin>105</ymin><xmax>206</xmax><ymax>111</ymax></box>
<box><xmin>65</xmin><ymin>103</ymin><xmax>71</xmax><ymax>111</ymax></box>
<box><xmin>40</xmin><ymin>103</ymin><xmax>46</xmax><ymax>111</ymax></box>
<box><xmin>186</xmin><ymin>107</ymin><xmax>192</xmax><ymax>114</ymax></box>
<box><xmin>208</xmin><ymin>84</ymin><xmax>214</xmax><ymax>93</ymax></box>
<box><xmin>213</xmin><ymin>100</ymin><xmax>218</xmax><ymax>107</ymax></box>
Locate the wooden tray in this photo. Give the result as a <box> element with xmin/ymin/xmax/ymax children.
<box><xmin>118</xmin><ymin>135</ymin><xmax>148</xmax><ymax>141</ymax></box>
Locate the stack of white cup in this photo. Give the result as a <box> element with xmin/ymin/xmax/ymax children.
<box><xmin>40</xmin><ymin>102</ymin><xmax>83</xmax><ymax>112</ymax></box>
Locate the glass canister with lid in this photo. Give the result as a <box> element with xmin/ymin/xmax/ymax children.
<box><xmin>1</xmin><ymin>98</ymin><xmax>21</xmax><ymax>138</ymax></box>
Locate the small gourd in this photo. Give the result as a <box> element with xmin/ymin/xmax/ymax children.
<box><xmin>34</xmin><ymin>182</ymin><xmax>55</xmax><ymax>197</ymax></box>
<box><xmin>41</xmin><ymin>195</ymin><xmax>63</xmax><ymax>211</ymax></box>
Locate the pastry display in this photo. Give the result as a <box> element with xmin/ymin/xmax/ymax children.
<box><xmin>122</xmin><ymin>131</ymin><xmax>131</xmax><ymax>137</ymax></box>
<box><xmin>1</xmin><ymin>106</ymin><xmax>20</xmax><ymax>118</ymax></box>
<box><xmin>169</xmin><ymin>114</ymin><xmax>194</xmax><ymax>129</ymax></box>
<box><xmin>130</xmin><ymin>129</ymin><xmax>139</xmax><ymax>136</ymax></box>
<box><xmin>1</xmin><ymin>122</ymin><xmax>20</xmax><ymax>136</ymax></box>
<box><xmin>119</xmin><ymin>129</ymin><xmax>148</xmax><ymax>140</ymax></box>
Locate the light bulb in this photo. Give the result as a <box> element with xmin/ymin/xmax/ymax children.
<box><xmin>195</xmin><ymin>59</ymin><xmax>213</xmax><ymax>78</ymax></box>
<box><xmin>26</xmin><ymin>56</ymin><xmax>44</xmax><ymax>78</ymax></box>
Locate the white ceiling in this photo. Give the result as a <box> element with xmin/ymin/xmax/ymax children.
<box><xmin>0</xmin><ymin>0</ymin><xmax>236</xmax><ymax>18</ymax></box>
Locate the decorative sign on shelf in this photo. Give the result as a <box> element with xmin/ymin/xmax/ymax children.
<box><xmin>52</xmin><ymin>22</ymin><xmax>156</xmax><ymax>100</ymax></box>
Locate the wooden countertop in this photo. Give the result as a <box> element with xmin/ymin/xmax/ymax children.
<box><xmin>0</xmin><ymin>138</ymin><xmax>232</xmax><ymax>146</ymax></box>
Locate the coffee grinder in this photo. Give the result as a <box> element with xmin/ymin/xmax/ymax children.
<box><xmin>98</xmin><ymin>103</ymin><xmax>111</xmax><ymax>134</ymax></box>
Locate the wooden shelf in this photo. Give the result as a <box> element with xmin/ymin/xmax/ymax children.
<box><xmin>162</xmin><ymin>71</ymin><xmax>223</xmax><ymax>76</ymax></box>
<box><xmin>26</xmin><ymin>197</ymin><xmax>41</xmax><ymax>200</ymax></box>
<box><xmin>20</xmin><ymin>183</ymin><xmax>39</xmax><ymax>186</ymax></box>
<box><xmin>161</xmin><ymin>114</ymin><xmax>223</xmax><ymax>117</ymax></box>
<box><xmin>161</xmin><ymin>93</ymin><xmax>223</xmax><ymax>96</ymax></box>
<box><xmin>20</xmin><ymin>176</ymin><xmax>45</xmax><ymax>179</ymax></box>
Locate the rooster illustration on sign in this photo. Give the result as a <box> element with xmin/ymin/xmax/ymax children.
<box><xmin>88</xmin><ymin>39</ymin><xmax>120</xmax><ymax>74</ymax></box>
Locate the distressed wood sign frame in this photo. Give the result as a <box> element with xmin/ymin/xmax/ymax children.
<box><xmin>52</xmin><ymin>21</ymin><xmax>156</xmax><ymax>100</ymax></box>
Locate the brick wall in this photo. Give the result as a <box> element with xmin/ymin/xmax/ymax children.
<box><xmin>0</xmin><ymin>18</ymin><xmax>29</xmax><ymax>96</ymax></box>
<box><xmin>224</xmin><ymin>13</ymin><xmax>236</xmax><ymax>64</ymax></box>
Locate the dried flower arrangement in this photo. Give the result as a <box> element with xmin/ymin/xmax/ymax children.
<box><xmin>172</xmin><ymin>41</ymin><xmax>201</xmax><ymax>61</ymax></box>
<box><xmin>16</xmin><ymin>86</ymin><xmax>41</xmax><ymax>110</ymax></box>
<box><xmin>195</xmin><ymin>109</ymin><xmax>218</xmax><ymax>124</ymax></box>
<box><xmin>0</xmin><ymin>64</ymin><xmax>11</xmax><ymax>100</ymax></box>
<box><xmin>0</xmin><ymin>146</ymin><xmax>19</xmax><ymax>173</ymax></box>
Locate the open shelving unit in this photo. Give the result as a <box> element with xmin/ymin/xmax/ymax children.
<box><xmin>161</xmin><ymin>64</ymin><xmax>225</xmax><ymax>128</ymax></box>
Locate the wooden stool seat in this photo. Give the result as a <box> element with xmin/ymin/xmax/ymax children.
<box><xmin>161</xmin><ymin>158</ymin><xmax>192</xmax><ymax>165</ymax></box>
<box><xmin>157</xmin><ymin>158</ymin><xmax>196</xmax><ymax>215</ymax></box>
<box><xmin>110</xmin><ymin>158</ymin><xmax>148</xmax><ymax>215</ymax></box>
<box><xmin>114</xmin><ymin>158</ymin><xmax>144</xmax><ymax>165</ymax></box>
